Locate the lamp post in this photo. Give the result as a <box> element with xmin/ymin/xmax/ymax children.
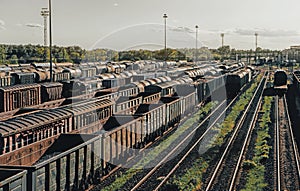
<box><xmin>255</xmin><ymin>32</ymin><xmax>258</xmax><ymax>50</ymax></box>
<box><xmin>41</xmin><ymin>8</ymin><xmax>49</xmax><ymax>61</ymax></box>
<box><xmin>220</xmin><ymin>33</ymin><xmax>224</xmax><ymax>61</ymax></box>
<box><xmin>49</xmin><ymin>0</ymin><xmax>53</xmax><ymax>82</ymax></box>
<box><xmin>195</xmin><ymin>25</ymin><xmax>199</xmax><ymax>63</ymax></box>
<box><xmin>221</xmin><ymin>33</ymin><xmax>224</xmax><ymax>47</ymax></box>
<box><xmin>163</xmin><ymin>13</ymin><xmax>168</xmax><ymax>62</ymax></box>
<box><xmin>255</xmin><ymin>32</ymin><xmax>258</xmax><ymax>64</ymax></box>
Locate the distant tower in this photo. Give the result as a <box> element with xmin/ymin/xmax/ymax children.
<box><xmin>41</xmin><ymin>8</ymin><xmax>49</xmax><ymax>46</ymax></box>
<box><xmin>221</xmin><ymin>33</ymin><xmax>224</xmax><ymax>47</ymax></box>
<box><xmin>255</xmin><ymin>32</ymin><xmax>258</xmax><ymax>50</ymax></box>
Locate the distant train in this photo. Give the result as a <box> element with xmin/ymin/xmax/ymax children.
<box><xmin>274</xmin><ymin>69</ymin><xmax>288</xmax><ymax>95</ymax></box>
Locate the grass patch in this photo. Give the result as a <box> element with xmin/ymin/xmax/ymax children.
<box><xmin>241</xmin><ymin>96</ymin><xmax>273</xmax><ymax>191</ymax></box>
<box><xmin>170</xmin><ymin>74</ymin><xmax>264</xmax><ymax>190</ymax></box>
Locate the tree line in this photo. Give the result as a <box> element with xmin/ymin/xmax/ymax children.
<box><xmin>0</xmin><ymin>44</ymin><xmax>86</xmax><ymax>64</ymax></box>
<box><xmin>0</xmin><ymin>44</ymin><xmax>281</xmax><ymax>65</ymax></box>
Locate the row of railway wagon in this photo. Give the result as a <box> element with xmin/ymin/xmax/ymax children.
<box><xmin>0</xmin><ymin>61</ymin><xmax>256</xmax><ymax>191</ymax></box>
<box><xmin>0</xmin><ymin>61</ymin><xmax>179</xmax><ymax>87</ymax></box>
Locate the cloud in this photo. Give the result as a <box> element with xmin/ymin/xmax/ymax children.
<box><xmin>170</xmin><ymin>26</ymin><xmax>194</xmax><ymax>33</ymax></box>
<box><xmin>0</xmin><ymin>20</ymin><xmax>5</xmax><ymax>26</ymax></box>
<box><xmin>25</xmin><ymin>23</ymin><xmax>43</xmax><ymax>28</ymax></box>
<box><xmin>207</xmin><ymin>29</ymin><xmax>235</xmax><ymax>35</ymax></box>
<box><xmin>0</xmin><ymin>19</ymin><xmax>5</xmax><ymax>30</ymax></box>
<box><xmin>234</xmin><ymin>28</ymin><xmax>299</xmax><ymax>37</ymax></box>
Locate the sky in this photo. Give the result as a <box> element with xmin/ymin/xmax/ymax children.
<box><xmin>0</xmin><ymin>0</ymin><xmax>300</xmax><ymax>50</ymax></box>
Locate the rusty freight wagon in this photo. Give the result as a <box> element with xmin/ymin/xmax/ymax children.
<box><xmin>0</xmin><ymin>73</ymin><xmax>11</xmax><ymax>87</ymax></box>
<box><xmin>40</xmin><ymin>83</ymin><xmax>63</xmax><ymax>103</ymax></box>
<box><xmin>0</xmin><ymin>84</ymin><xmax>41</xmax><ymax>112</ymax></box>
<box><xmin>52</xmin><ymin>68</ymin><xmax>70</xmax><ymax>82</ymax></box>
<box><xmin>61</xmin><ymin>98</ymin><xmax>113</xmax><ymax>134</ymax></box>
<box><xmin>0</xmin><ymin>134</ymin><xmax>102</xmax><ymax>191</ymax></box>
<box><xmin>0</xmin><ymin>109</ymin><xmax>73</xmax><ymax>155</ymax></box>
<box><xmin>0</xmin><ymin>98</ymin><xmax>113</xmax><ymax>155</ymax></box>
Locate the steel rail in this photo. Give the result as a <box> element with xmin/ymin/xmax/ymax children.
<box><xmin>283</xmin><ymin>95</ymin><xmax>300</xmax><ymax>185</ymax></box>
<box><xmin>228</xmin><ymin>73</ymin><xmax>267</xmax><ymax>190</ymax></box>
<box><xmin>204</xmin><ymin>74</ymin><xmax>266</xmax><ymax>191</ymax></box>
<box><xmin>275</xmin><ymin>95</ymin><xmax>281</xmax><ymax>191</ymax></box>
<box><xmin>130</xmin><ymin>99</ymin><xmax>228</xmax><ymax>191</ymax></box>
<box><xmin>149</xmin><ymin>74</ymin><xmax>265</xmax><ymax>191</ymax></box>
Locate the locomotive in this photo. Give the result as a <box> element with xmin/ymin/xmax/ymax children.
<box><xmin>274</xmin><ymin>69</ymin><xmax>288</xmax><ymax>95</ymax></box>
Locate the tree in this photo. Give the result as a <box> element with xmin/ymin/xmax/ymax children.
<box><xmin>10</xmin><ymin>54</ymin><xmax>18</xmax><ymax>64</ymax></box>
<box><xmin>0</xmin><ymin>46</ymin><xmax>6</xmax><ymax>64</ymax></box>
<box><xmin>217</xmin><ymin>45</ymin><xmax>231</xmax><ymax>60</ymax></box>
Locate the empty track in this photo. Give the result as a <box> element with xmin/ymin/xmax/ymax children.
<box><xmin>274</xmin><ymin>95</ymin><xmax>300</xmax><ymax>190</ymax></box>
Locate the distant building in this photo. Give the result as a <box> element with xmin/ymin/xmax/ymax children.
<box><xmin>281</xmin><ymin>46</ymin><xmax>300</xmax><ymax>63</ymax></box>
<box><xmin>290</xmin><ymin>46</ymin><xmax>300</xmax><ymax>50</ymax></box>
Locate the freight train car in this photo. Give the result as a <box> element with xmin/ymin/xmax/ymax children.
<box><xmin>0</xmin><ymin>98</ymin><xmax>113</xmax><ymax>155</ymax></box>
<box><xmin>40</xmin><ymin>82</ymin><xmax>63</xmax><ymax>103</ymax></box>
<box><xmin>195</xmin><ymin>74</ymin><xmax>226</xmax><ymax>103</ymax></box>
<box><xmin>10</xmin><ymin>72</ymin><xmax>36</xmax><ymax>85</ymax></box>
<box><xmin>62</xmin><ymin>78</ymin><xmax>102</xmax><ymax>98</ymax></box>
<box><xmin>0</xmin><ymin>134</ymin><xmax>102</xmax><ymax>191</ymax></box>
<box><xmin>0</xmin><ymin>73</ymin><xmax>11</xmax><ymax>87</ymax></box>
<box><xmin>226</xmin><ymin>69</ymin><xmax>251</xmax><ymax>98</ymax></box>
<box><xmin>0</xmin><ymin>169</ymin><xmax>27</xmax><ymax>191</ymax></box>
<box><xmin>0</xmin><ymin>84</ymin><xmax>41</xmax><ymax>112</ymax></box>
<box><xmin>144</xmin><ymin>77</ymin><xmax>193</xmax><ymax>97</ymax></box>
<box><xmin>102</xmin><ymin>115</ymin><xmax>145</xmax><ymax>166</ymax></box>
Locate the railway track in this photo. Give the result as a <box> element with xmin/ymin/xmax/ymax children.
<box><xmin>90</xmin><ymin>99</ymin><xmax>227</xmax><ymax>191</ymax></box>
<box><xmin>202</xmin><ymin>72</ymin><xmax>267</xmax><ymax>190</ymax></box>
<box><xmin>88</xmin><ymin>98</ymin><xmax>222</xmax><ymax>190</ymax></box>
<box><xmin>274</xmin><ymin>95</ymin><xmax>300</xmax><ymax>190</ymax></box>
<box><xmin>123</xmin><ymin>74</ymin><xmax>266</xmax><ymax>191</ymax></box>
